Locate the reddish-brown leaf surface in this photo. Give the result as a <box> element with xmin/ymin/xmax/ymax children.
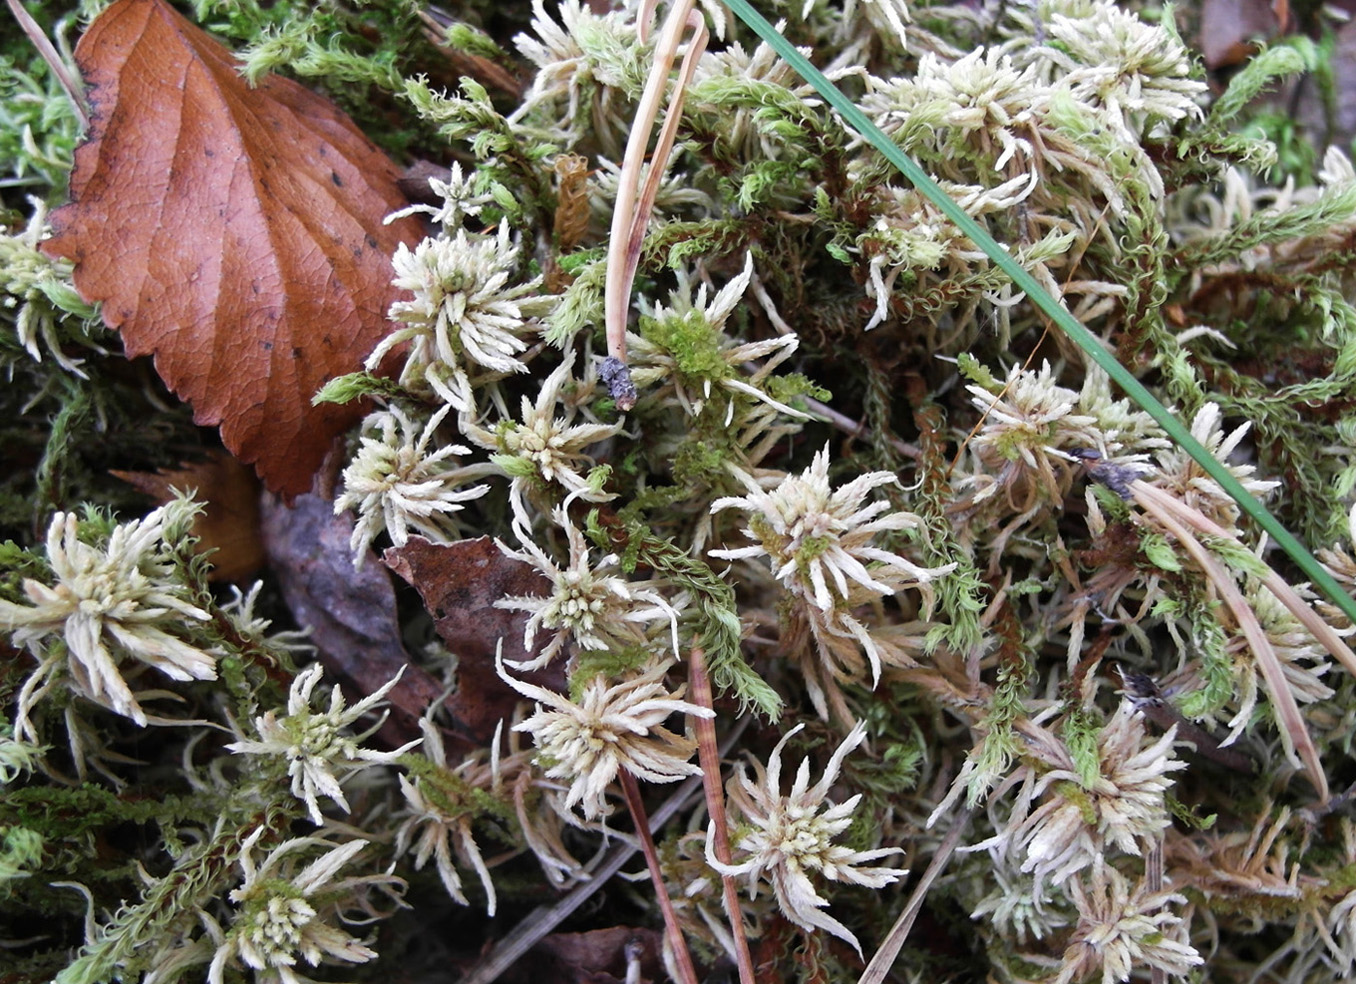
<box><xmin>385</xmin><ymin>536</ymin><xmax>565</xmax><ymax>743</ymax></box>
<box><xmin>43</xmin><ymin>0</ymin><xmax>424</xmax><ymax>496</ymax></box>
<box><xmin>111</xmin><ymin>450</ymin><xmax>265</xmax><ymax>582</ymax></box>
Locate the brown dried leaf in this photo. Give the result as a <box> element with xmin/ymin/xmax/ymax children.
<box><xmin>260</xmin><ymin>491</ymin><xmax>441</xmax><ymax>748</ymax></box>
<box><xmin>111</xmin><ymin>450</ymin><xmax>264</xmax><ymax>582</ymax></box>
<box><xmin>384</xmin><ymin>535</ymin><xmax>563</xmax><ymax>743</ymax></box>
<box><xmin>43</xmin><ymin>0</ymin><xmax>424</xmax><ymax>496</ymax></box>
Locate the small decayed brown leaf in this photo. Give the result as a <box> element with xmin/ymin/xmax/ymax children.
<box><xmin>385</xmin><ymin>535</ymin><xmax>564</xmax><ymax>743</ymax></box>
<box><xmin>43</xmin><ymin>0</ymin><xmax>424</xmax><ymax>496</ymax></box>
<box><xmin>111</xmin><ymin>450</ymin><xmax>264</xmax><ymax>582</ymax></box>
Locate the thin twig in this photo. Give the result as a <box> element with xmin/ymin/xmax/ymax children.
<box><xmin>858</xmin><ymin>805</ymin><xmax>973</xmax><ymax>984</ymax></box>
<box><xmin>6</xmin><ymin>0</ymin><xmax>88</xmax><ymax>130</ymax></box>
<box><xmin>688</xmin><ymin>646</ymin><xmax>756</xmax><ymax>984</ymax></box>
<box><xmin>803</xmin><ymin>396</ymin><xmax>921</xmax><ymax>460</ymax></box>
<box><xmin>417</xmin><ymin>8</ymin><xmax>523</xmax><ymax>96</ymax></box>
<box><xmin>620</xmin><ymin>770</ymin><xmax>701</xmax><ymax>984</ymax></box>
<box><xmin>460</xmin><ymin>720</ymin><xmax>749</xmax><ymax>984</ymax></box>
<box><xmin>1115</xmin><ymin>665</ymin><xmax>1256</xmax><ymax>774</ymax></box>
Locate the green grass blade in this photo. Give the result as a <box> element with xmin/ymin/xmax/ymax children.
<box><xmin>722</xmin><ymin>0</ymin><xmax>1356</xmax><ymax>627</ymax></box>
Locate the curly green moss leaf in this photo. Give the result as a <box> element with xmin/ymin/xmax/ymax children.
<box><xmin>312</xmin><ymin>371</ymin><xmax>410</xmax><ymax>406</ymax></box>
<box><xmin>1062</xmin><ymin>708</ymin><xmax>1103</xmax><ymax>789</ymax></box>
<box><xmin>544</xmin><ymin>254</ymin><xmax>605</xmax><ymax>347</ymax></box>
<box><xmin>588</xmin><ymin>514</ymin><xmax>780</xmax><ymax>718</ymax></box>
<box><xmin>1209</xmin><ymin>40</ymin><xmax>1316</xmax><ymax>125</ymax></box>
<box><xmin>0</xmin><ymin>825</ymin><xmax>44</xmax><ymax>890</ymax></box>
<box><xmin>1141</xmin><ymin>532</ymin><xmax>1182</xmax><ymax>572</ymax></box>
<box><xmin>440</xmin><ymin>22</ymin><xmax>512</xmax><ymax>63</ymax></box>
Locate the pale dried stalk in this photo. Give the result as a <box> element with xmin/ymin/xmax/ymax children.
<box><xmin>7</xmin><ymin>0</ymin><xmax>88</xmax><ymax>130</ymax></box>
<box><xmin>603</xmin><ymin>0</ymin><xmax>708</xmax><ymax>407</ymax></box>
<box><xmin>859</xmin><ymin>804</ymin><xmax>973</xmax><ymax>984</ymax></box>
<box><xmin>688</xmin><ymin>646</ymin><xmax>756</xmax><ymax>984</ymax></box>
<box><xmin>625</xmin><ymin>11</ymin><xmax>707</xmax><ymax>284</ymax></box>
<box><xmin>1132</xmin><ymin>481</ymin><xmax>1356</xmax><ymax>678</ymax></box>
<box><xmin>1129</xmin><ymin>481</ymin><xmax>1329</xmax><ymax>801</ymax></box>
<box><xmin>620</xmin><ymin>768</ymin><xmax>701</xmax><ymax>984</ymax></box>
<box><xmin>1146</xmin><ymin>836</ymin><xmax>1166</xmax><ymax>984</ymax></box>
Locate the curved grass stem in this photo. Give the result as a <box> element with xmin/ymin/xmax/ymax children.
<box><xmin>1129</xmin><ymin>480</ymin><xmax>1329</xmax><ymax>802</ymax></box>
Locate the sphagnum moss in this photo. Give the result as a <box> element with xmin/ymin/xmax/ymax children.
<box><xmin>7</xmin><ymin>2</ymin><xmax>1356</xmax><ymax>983</ymax></box>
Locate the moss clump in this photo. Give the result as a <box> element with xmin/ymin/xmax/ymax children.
<box><xmin>7</xmin><ymin>1</ymin><xmax>1356</xmax><ymax>982</ymax></box>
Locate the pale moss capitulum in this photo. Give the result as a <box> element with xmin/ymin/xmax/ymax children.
<box><xmin>1317</xmin><ymin>503</ymin><xmax>1356</xmax><ymax>623</ymax></box>
<box><xmin>494</xmin><ymin>506</ymin><xmax>681</xmax><ymax>671</ymax></box>
<box><xmin>369</xmin><ymin>224</ymin><xmax>556</xmax><ymax>411</ymax></box>
<box><xmin>712</xmin><ymin>445</ymin><xmax>946</xmax><ymax>616</ymax></box>
<box><xmin>967</xmin><ymin>705</ymin><xmax>1185</xmax><ymax>893</ymax></box>
<box><xmin>510</xmin><ymin>0</ymin><xmax>645</xmax><ymax>153</ymax></box>
<box><xmin>2</xmin><ymin>498</ymin><xmax>214</xmax><ymax>735</ymax></box>
<box><xmin>460</xmin><ymin>357</ymin><xmax>621</xmax><ymax>527</ymax></box>
<box><xmin>219</xmin><ymin>582</ymin><xmax>316</xmax><ymax>656</ymax></box>
<box><xmin>629</xmin><ymin>253</ymin><xmax>809</xmax><ymax>423</ymax></box>
<box><xmin>956</xmin><ymin>360</ymin><xmax>1105</xmax><ymax>552</ymax></box>
<box><xmin>1054</xmin><ymin>861</ymin><xmax>1202</xmax><ymax>984</ymax></box>
<box><xmin>383</xmin><ymin>163</ymin><xmax>492</xmax><ymax>231</ymax></box>
<box><xmin>496</xmin><ymin>656</ymin><xmax>713</xmax><ymax>821</ymax></box>
<box><xmin>1038</xmin><ymin>0</ymin><xmax>1208</xmax><ymax>142</ymax></box>
<box><xmin>0</xmin><ymin>717</ymin><xmax>44</xmax><ymax>786</ymax></box>
<box><xmin>707</xmin><ymin>721</ymin><xmax>904</xmax><ymax>957</ymax></box>
<box><xmin>862</xmin><ymin>49</ymin><xmax>1045</xmax><ymax>178</ymax></box>
<box><xmin>968</xmin><ymin>861</ymin><xmax>1068</xmax><ymax>946</ymax></box>
<box><xmin>711</xmin><ymin>445</ymin><xmax>953</xmax><ymax>718</ymax></box>
<box><xmin>393</xmin><ymin>714</ymin><xmax>500</xmax><ymax>915</ymax></box>
<box><xmin>334</xmin><ymin>403</ymin><xmax>494</xmax><ymax>568</ymax></box>
<box><xmin>0</xmin><ymin>196</ymin><xmax>100</xmax><ymax>377</ymax></box>
<box><xmin>227</xmin><ymin>664</ymin><xmax>419</xmax><ymax>826</ymax></box>
<box><xmin>205</xmin><ymin>828</ymin><xmax>401</xmax><ymax>984</ymax></box>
